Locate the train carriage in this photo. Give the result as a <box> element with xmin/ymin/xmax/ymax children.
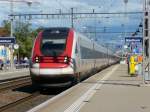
<box><xmin>30</xmin><ymin>27</ymin><xmax>117</xmax><ymax>87</ymax></box>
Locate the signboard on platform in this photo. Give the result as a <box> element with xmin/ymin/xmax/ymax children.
<box><xmin>125</xmin><ymin>37</ymin><xmax>143</xmax><ymax>54</ymax></box>
<box><xmin>0</xmin><ymin>37</ymin><xmax>15</xmax><ymax>44</ymax></box>
<box><xmin>125</xmin><ymin>37</ymin><xmax>142</xmax><ymax>43</ymax></box>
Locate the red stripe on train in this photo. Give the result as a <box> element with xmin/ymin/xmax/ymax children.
<box><xmin>66</xmin><ymin>29</ymin><xmax>74</xmax><ymax>57</ymax></box>
<box><xmin>32</xmin><ymin>32</ymin><xmax>42</xmax><ymax>62</ymax></box>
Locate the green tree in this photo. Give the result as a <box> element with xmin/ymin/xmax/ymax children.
<box><xmin>14</xmin><ymin>21</ymin><xmax>34</xmax><ymax>58</ymax></box>
<box><xmin>0</xmin><ymin>20</ymin><xmax>11</xmax><ymax>37</ymax></box>
<box><xmin>2</xmin><ymin>20</ymin><xmax>11</xmax><ymax>35</ymax></box>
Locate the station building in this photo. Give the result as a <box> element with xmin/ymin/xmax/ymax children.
<box><xmin>0</xmin><ymin>27</ymin><xmax>11</xmax><ymax>62</ymax></box>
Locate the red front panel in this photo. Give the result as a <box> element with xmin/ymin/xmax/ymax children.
<box><xmin>40</xmin><ymin>63</ymin><xmax>68</xmax><ymax>68</ymax></box>
<box><xmin>65</xmin><ymin>29</ymin><xmax>74</xmax><ymax>57</ymax></box>
<box><xmin>32</xmin><ymin>28</ymin><xmax>74</xmax><ymax>68</ymax></box>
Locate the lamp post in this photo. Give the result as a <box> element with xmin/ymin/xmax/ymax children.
<box><xmin>123</xmin><ymin>0</ymin><xmax>128</xmax><ymax>37</ymax></box>
<box><xmin>143</xmin><ymin>0</ymin><xmax>147</xmax><ymax>84</ymax></box>
<box><xmin>121</xmin><ymin>0</ymin><xmax>128</xmax><ymax>62</ymax></box>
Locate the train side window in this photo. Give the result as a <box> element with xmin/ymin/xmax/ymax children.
<box><xmin>145</xmin><ymin>39</ymin><xmax>149</xmax><ymax>57</ymax></box>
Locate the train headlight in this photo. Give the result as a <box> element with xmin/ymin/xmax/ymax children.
<box><xmin>35</xmin><ymin>56</ymin><xmax>39</xmax><ymax>63</ymax></box>
<box><xmin>64</xmin><ymin>56</ymin><xmax>69</xmax><ymax>63</ymax></box>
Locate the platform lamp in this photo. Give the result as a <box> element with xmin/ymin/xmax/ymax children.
<box><xmin>123</xmin><ymin>0</ymin><xmax>128</xmax><ymax>36</ymax></box>
<box><xmin>136</xmin><ymin>29</ymin><xmax>140</xmax><ymax>33</ymax></box>
<box><xmin>139</xmin><ymin>23</ymin><xmax>143</xmax><ymax>28</ymax></box>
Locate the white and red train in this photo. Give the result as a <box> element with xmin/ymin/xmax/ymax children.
<box><xmin>30</xmin><ymin>27</ymin><xmax>118</xmax><ymax>87</ymax></box>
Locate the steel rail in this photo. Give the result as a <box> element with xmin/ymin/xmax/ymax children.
<box><xmin>0</xmin><ymin>91</ymin><xmax>40</xmax><ymax>112</ymax></box>
<box><xmin>0</xmin><ymin>76</ymin><xmax>31</xmax><ymax>92</ymax></box>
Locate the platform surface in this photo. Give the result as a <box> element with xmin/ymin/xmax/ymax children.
<box><xmin>28</xmin><ymin>64</ymin><xmax>150</xmax><ymax>112</ymax></box>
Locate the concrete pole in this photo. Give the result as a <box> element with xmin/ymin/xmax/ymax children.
<box><xmin>71</xmin><ymin>8</ymin><xmax>74</xmax><ymax>28</ymax></box>
<box><xmin>142</xmin><ymin>0</ymin><xmax>145</xmax><ymax>84</ymax></box>
<box><xmin>10</xmin><ymin>0</ymin><xmax>14</xmax><ymax>69</ymax></box>
<box><xmin>142</xmin><ymin>0</ymin><xmax>148</xmax><ymax>84</ymax></box>
<box><xmin>124</xmin><ymin>0</ymin><xmax>128</xmax><ymax>39</ymax></box>
<box><xmin>93</xmin><ymin>9</ymin><xmax>97</xmax><ymax>40</ymax></box>
<box><xmin>10</xmin><ymin>0</ymin><xmax>13</xmax><ymax>37</ymax></box>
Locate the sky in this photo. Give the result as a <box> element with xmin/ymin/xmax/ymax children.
<box><xmin>0</xmin><ymin>0</ymin><xmax>143</xmax><ymax>45</ymax></box>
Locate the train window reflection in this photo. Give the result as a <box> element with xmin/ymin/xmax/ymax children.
<box><xmin>40</xmin><ymin>28</ymin><xmax>69</xmax><ymax>56</ymax></box>
<box><xmin>41</xmin><ymin>39</ymin><xmax>66</xmax><ymax>56</ymax></box>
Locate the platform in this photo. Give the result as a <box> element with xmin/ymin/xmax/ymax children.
<box><xmin>28</xmin><ymin>64</ymin><xmax>150</xmax><ymax>112</ymax></box>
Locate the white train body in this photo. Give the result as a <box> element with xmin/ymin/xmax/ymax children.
<box><xmin>30</xmin><ymin>27</ymin><xmax>118</xmax><ymax>87</ymax></box>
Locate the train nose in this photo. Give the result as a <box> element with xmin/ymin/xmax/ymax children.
<box><xmin>30</xmin><ymin>63</ymin><xmax>74</xmax><ymax>87</ymax></box>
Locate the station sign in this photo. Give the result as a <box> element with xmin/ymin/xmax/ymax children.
<box><xmin>125</xmin><ymin>37</ymin><xmax>142</xmax><ymax>43</ymax></box>
<box><xmin>0</xmin><ymin>37</ymin><xmax>16</xmax><ymax>44</ymax></box>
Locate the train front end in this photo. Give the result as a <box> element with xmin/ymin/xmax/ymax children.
<box><xmin>30</xmin><ymin>28</ymin><xmax>74</xmax><ymax>87</ymax></box>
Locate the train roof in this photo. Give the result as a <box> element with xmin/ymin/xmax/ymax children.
<box><xmin>43</xmin><ymin>27</ymin><xmax>70</xmax><ymax>30</ymax></box>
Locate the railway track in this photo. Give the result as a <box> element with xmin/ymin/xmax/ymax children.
<box><xmin>0</xmin><ymin>76</ymin><xmax>32</xmax><ymax>92</ymax></box>
<box><xmin>0</xmin><ymin>76</ymin><xmax>40</xmax><ymax>112</ymax></box>
<box><xmin>0</xmin><ymin>76</ymin><xmax>60</xmax><ymax>112</ymax></box>
<box><xmin>0</xmin><ymin>91</ymin><xmax>40</xmax><ymax>112</ymax></box>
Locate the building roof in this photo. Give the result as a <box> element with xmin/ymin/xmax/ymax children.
<box><xmin>0</xmin><ymin>27</ymin><xmax>9</xmax><ymax>37</ymax></box>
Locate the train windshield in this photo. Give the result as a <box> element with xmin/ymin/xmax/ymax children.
<box><xmin>41</xmin><ymin>28</ymin><xmax>69</xmax><ymax>56</ymax></box>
